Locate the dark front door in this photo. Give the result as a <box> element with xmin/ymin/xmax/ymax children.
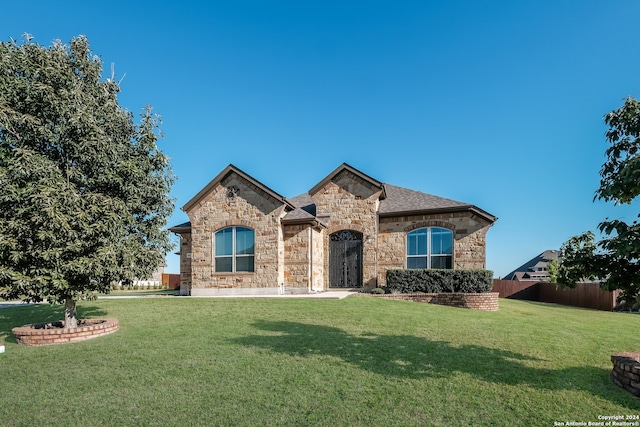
<box><xmin>329</xmin><ymin>230</ymin><xmax>363</xmax><ymax>288</ymax></box>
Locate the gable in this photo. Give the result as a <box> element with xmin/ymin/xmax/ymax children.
<box><xmin>182</xmin><ymin>164</ymin><xmax>292</xmax><ymax>215</ymax></box>
<box><xmin>309</xmin><ymin>163</ymin><xmax>386</xmax><ymax>199</ymax></box>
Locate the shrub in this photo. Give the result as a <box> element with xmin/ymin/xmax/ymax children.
<box><xmin>385</xmin><ymin>269</ymin><xmax>493</xmax><ymax>294</ymax></box>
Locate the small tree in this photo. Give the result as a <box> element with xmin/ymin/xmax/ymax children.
<box><xmin>551</xmin><ymin>97</ymin><xmax>640</xmax><ymax>304</ymax></box>
<box><xmin>0</xmin><ymin>35</ymin><xmax>174</xmax><ymax>327</ymax></box>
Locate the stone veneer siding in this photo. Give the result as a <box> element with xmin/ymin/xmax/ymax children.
<box><xmin>611</xmin><ymin>352</ymin><xmax>640</xmax><ymax>397</ymax></box>
<box><xmin>282</xmin><ymin>225</ymin><xmax>324</xmax><ymax>292</ymax></box>
<box><xmin>186</xmin><ymin>174</ymin><xmax>286</xmax><ymax>295</ymax></box>
<box><xmin>180</xmin><ymin>168</ymin><xmax>493</xmax><ymax>294</ymax></box>
<box><xmin>178</xmin><ymin>232</ymin><xmax>192</xmax><ymax>295</ymax></box>
<box><xmin>367</xmin><ymin>293</ymin><xmax>499</xmax><ymax>311</ymax></box>
<box><xmin>377</xmin><ymin>212</ymin><xmax>491</xmax><ymax>286</ymax></box>
<box><xmin>312</xmin><ymin>170</ymin><xmax>382</xmax><ymax>288</ymax></box>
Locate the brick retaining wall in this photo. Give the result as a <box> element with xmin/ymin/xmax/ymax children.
<box><xmin>369</xmin><ymin>292</ymin><xmax>499</xmax><ymax>311</ymax></box>
<box><xmin>611</xmin><ymin>352</ymin><xmax>640</xmax><ymax>396</ymax></box>
<box><xmin>12</xmin><ymin>318</ymin><xmax>119</xmax><ymax>346</ymax></box>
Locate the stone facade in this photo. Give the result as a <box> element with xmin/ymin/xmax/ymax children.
<box><xmin>170</xmin><ymin>163</ymin><xmax>497</xmax><ymax>295</ymax></box>
<box><xmin>312</xmin><ymin>170</ymin><xmax>383</xmax><ymax>289</ymax></box>
<box><xmin>378</xmin><ymin>212</ymin><xmax>492</xmax><ymax>286</ymax></box>
<box><xmin>185</xmin><ymin>172</ymin><xmax>286</xmax><ymax>295</ymax></box>
<box><xmin>282</xmin><ymin>224</ymin><xmax>324</xmax><ymax>292</ymax></box>
<box><xmin>178</xmin><ymin>232</ymin><xmax>192</xmax><ymax>296</ymax></box>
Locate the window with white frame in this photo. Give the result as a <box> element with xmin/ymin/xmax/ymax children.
<box><xmin>214</xmin><ymin>226</ymin><xmax>255</xmax><ymax>272</ymax></box>
<box><xmin>406</xmin><ymin>227</ymin><xmax>453</xmax><ymax>269</ymax></box>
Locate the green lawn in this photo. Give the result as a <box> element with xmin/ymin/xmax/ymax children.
<box><xmin>0</xmin><ymin>297</ymin><xmax>638</xmax><ymax>426</ymax></box>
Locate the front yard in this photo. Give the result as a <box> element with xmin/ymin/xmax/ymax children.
<box><xmin>0</xmin><ymin>296</ymin><xmax>638</xmax><ymax>426</ymax></box>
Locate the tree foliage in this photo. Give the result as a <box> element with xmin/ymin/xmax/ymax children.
<box><xmin>0</xmin><ymin>35</ymin><xmax>174</xmax><ymax>326</ymax></box>
<box><xmin>552</xmin><ymin>97</ymin><xmax>640</xmax><ymax>303</ymax></box>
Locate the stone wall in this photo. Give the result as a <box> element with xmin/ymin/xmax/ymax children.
<box><xmin>377</xmin><ymin>212</ymin><xmax>492</xmax><ymax>285</ymax></box>
<box><xmin>178</xmin><ymin>232</ymin><xmax>192</xmax><ymax>295</ymax></box>
<box><xmin>186</xmin><ymin>173</ymin><xmax>286</xmax><ymax>295</ymax></box>
<box><xmin>311</xmin><ymin>227</ymin><xmax>324</xmax><ymax>291</ymax></box>
<box><xmin>282</xmin><ymin>225</ymin><xmax>325</xmax><ymax>292</ymax></box>
<box><xmin>367</xmin><ymin>293</ymin><xmax>499</xmax><ymax>311</ymax></box>
<box><xmin>283</xmin><ymin>224</ymin><xmax>311</xmax><ymax>290</ymax></box>
<box><xmin>611</xmin><ymin>352</ymin><xmax>640</xmax><ymax>396</ymax></box>
<box><xmin>312</xmin><ymin>170</ymin><xmax>382</xmax><ymax>288</ymax></box>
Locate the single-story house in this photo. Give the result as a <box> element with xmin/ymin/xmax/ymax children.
<box><xmin>169</xmin><ymin>163</ymin><xmax>497</xmax><ymax>296</ymax></box>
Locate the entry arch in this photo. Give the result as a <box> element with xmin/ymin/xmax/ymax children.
<box><xmin>329</xmin><ymin>229</ymin><xmax>363</xmax><ymax>288</ymax></box>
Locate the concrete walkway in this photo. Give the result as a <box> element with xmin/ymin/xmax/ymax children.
<box><xmin>0</xmin><ymin>301</ymin><xmax>36</xmax><ymax>309</ymax></box>
<box><xmin>0</xmin><ymin>291</ymin><xmax>359</xmax><ymax>308</ymax></box>
<box><xmin>99</xmin><ymin>290</ymin><xmax>358</xmax><ymax>300</ymax></box>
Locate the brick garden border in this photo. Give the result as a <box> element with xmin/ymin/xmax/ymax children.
<box><xmin>12</xmin><ymin>318</ymin><xmax>119</xmax><ymax>346</ymax></box>
<box><xmin>611</xmin><ymin>351</ymin><xmax>640</xmax><ymax>397</ymax></box>
<box><xmin>365</xmin><ymin>292</ymin><xmax>499</xmax><ymax>311</ymax></box>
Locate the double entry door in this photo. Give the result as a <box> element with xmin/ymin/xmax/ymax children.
<box><xmin>329</xmin><ymin>230</ymin><xmax>363</xmax><ymax>288</ymax></box>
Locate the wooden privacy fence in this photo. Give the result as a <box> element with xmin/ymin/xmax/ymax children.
<box><xmin>491</xmin><ymin>280</ymin><xmax>620</xmax><ymax>311</ymax></box>
<box><xmin>162</xmin><ymin>273</ymin><xmax>181</xmax><ymax>290</ymax></box>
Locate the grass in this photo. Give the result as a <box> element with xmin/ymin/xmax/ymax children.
<box><xmin>0</xmin><ymin>297</ymin><xmax>639</xmax><ymax>426</ymax></box>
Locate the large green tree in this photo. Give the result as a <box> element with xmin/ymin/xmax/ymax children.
<box><xmin>551</xmin><ymin>97</ymin><xmax>640</xmax><ymax>304</ymax></box>
<box><xmin>0</xmin><ymin>35</ymin><xmax>174</xmax><ymax>327</ymax></box>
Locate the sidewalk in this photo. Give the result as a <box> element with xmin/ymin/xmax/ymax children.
<box><xmin>99</xmin><ymin>290</ymin><xmax>358</xmax><ymax>300</ymax></box>
<box><xmin>0</xmin><ymin>301</ymin><xmax>36</xmax><ymax>309</ymax></box>
<box><xmin>0</xmin><ymin>291</ymin><xmax>359</xmax><ymax>308</ymax></box>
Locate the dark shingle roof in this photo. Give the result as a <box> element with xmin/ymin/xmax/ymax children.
<box><xmin>378</xmin><ymin>184</ymin><xmax>470</xmax><ymax>215</ymax></box>
<box><xmin>282</xmin><ymin>208</ymin><xmax>315</xmax><ymax>221</ymax></box>
<box><xmin>169</xmin><ymin>221</ymin><xmax>191</xmax><ymax>233</ymax></box>
<box><xmin>287</xmin><ymin>193</ymin><xmax>315</xmax><ymax>211</ymax></box>
<box><xmin>282</xmin><ymin>194</ymin><xmax>326</xmax><ymax>226</ymax></box>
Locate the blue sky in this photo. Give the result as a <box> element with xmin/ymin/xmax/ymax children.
<box><xmin>4</xmin><ymin>1</ymin><xmax>639</xmax><ymax>277</ymax></box>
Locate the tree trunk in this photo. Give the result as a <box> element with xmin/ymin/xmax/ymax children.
<box><xmin>64</xmin><ymin>298</ymin><xmax>78</xmax><ymax>329</ymax></box>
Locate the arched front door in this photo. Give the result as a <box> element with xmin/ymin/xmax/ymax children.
<box><xmin>329</xmin><ymin>230</ymin><xmax>363</xmax><ymax>288</ymax></box>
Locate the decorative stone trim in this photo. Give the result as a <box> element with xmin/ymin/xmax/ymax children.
<box><xmin>611</xmin><ymin>352</ymin><xmax>640</xmax><ymax>396</ymax></box>
<box><xmin>367</xmin><ymin>292</ymin><xmax>499</xmax><ymax>311</ymax></box>
<box><xmin>12</xmin><ymin>318</ymin><xmax>119</xmax><ymax>346</ymax></box>
<box><xmin>403</xmin><ymin>220</ymin><xmax>456</xmax><ymax>233</ymax></box>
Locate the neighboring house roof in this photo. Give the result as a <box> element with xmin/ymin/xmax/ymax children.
<box><xmin>503</xmin><ymin>250</ymin><xmax>560</xmax><ymax>281</ymax></box>
<box><xmin>170</xmin><ymin>163</ymin><xmax>497</xmax><ymax>233</ymax></box>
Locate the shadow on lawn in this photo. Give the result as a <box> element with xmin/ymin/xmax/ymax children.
<box><xmin>0</xmin><ymin>303</ymin><xmax>107</xmax><ymax>343</ymax></box>
<box><xmin>234</xmin><ymin>320</ymin><xmax>640</xmax><ymax>409</ymax></box>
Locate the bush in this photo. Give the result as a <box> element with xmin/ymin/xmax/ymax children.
<box><xmin>385</xmin><ymin>269</ymin><xmax>493</xmax><ymax>294</ymax></box>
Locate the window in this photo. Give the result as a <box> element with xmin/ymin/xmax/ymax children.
<box><xmin>406</xmin><ymin>227</ymin><xmax>453</xmax><ymax>269</ymax></box>
<box><xmin>214</xmin><ymin>226</ymin><xmax>255</xmax><ymax>272</ymax></box>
